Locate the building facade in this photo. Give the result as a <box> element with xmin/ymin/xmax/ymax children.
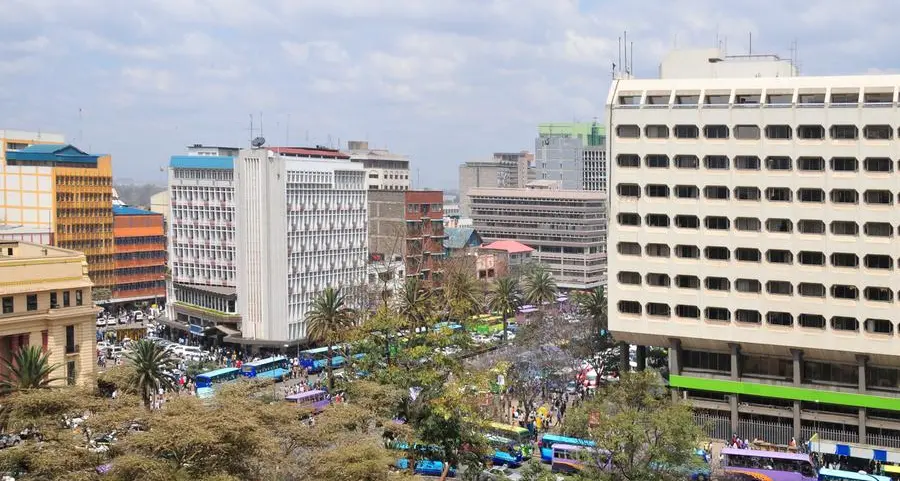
<box><xmin>345</xmin><ymin>140</ymin><xmax>410</xmax><ymax>191</ymax></box>
<box><xmin>112</xmin><ymin>206</ymin><xmax>166</xmax><ymax>304</ymax></box>
<box><xmin>369</xmin><ymin>190</ymin><xmax>445</xmax><ymax>284</ymax></box>
<box><xmin>458</xmin><ymin>152</ymin><xmax>533</xmax><ymax>217</ymax></box>
<box><xmin>607</xmin><ymin>65</ymin><xmax>900</xmax><ymax>447</ymax></box>
<box><xmin>0</xmin><ymin>240</ymin><xmax>97</xmax><ymax>386</ymax></box>
<box><xmin>234</xmin><ymin>148</ymin><xmax>368</xmax><ymax>342</ymax></box>
<box><xmin>535</xmin><ymin>122</ymin><xmax>607</xmax><ymax>191</ymax></box>
<box><xmin>469</xmin><ymin>182</ymin><xmax>607</xmax><ymax>289</ymax></box>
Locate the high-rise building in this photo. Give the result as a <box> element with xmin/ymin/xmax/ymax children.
<box><xmin>535</xmin><ymin>122</ymin><xmax>607</xmax><ymax>191</ymax></box>
<box><xmin>368</xmin><ymin>190</ymin><xmax>446</xmax><ymax>284</ymax></box>
<box><xmin>0</xmin><ymin>240</ymin><xmax>97</xmax><ymax>386</ymax></box>
<box><xmin>469</xmin><ymin>181</ymin><xmax>607</xmax><ymax>289</ymax></box>
<box><xmin>0</xmin><ymin>131</ymin><xmax>115</xmax><ymax>296</ymax></box>
<box><xmin>111</xmin><ymin>206</ymin><xmax>166</xmax><ymax>304</ymax></box>
<box><xmin>458</xmin><ymin>151</ymin><xmax>532</xmax><ymax>217</ymax></box>
<box><xmin>607</xmin><ymin>49</ymin><xmax>900</xmax><ymax>446</ymax></box>
<box><xmin>234</xmin><ymin>147</ymin><xmax>368</xmax><ymax>342</ymax></box>
<box><xmin>344</xmin><ymin>141</ymin><xmax>411</xmax><ymax>191</ymax></box>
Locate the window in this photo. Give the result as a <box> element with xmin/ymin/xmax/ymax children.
<box><xmin>704</xmin><ymin>94</ymin><xmax>729</xmax><ymax>105</ymax></box>
<box><xmin>675</xmin><ymin>94</ymin><xmax>699</xmax><ymax>105</ymax></box>
<box><xmin>705</xmin><ymin>277</ymin><xmax>730</xmax><ymax>291</ymax></box>
<box><xmin>618</xmin><ymin>95</ymin><xmax>640</xmax><ymax>105</ymax></box>
<box><xmin>735</xmin><ymin>248</ymin><xmax>761</xmax><ymax>262</ymax></box>
<box><xmin>1</xmin><ymin>297</ymin><xmax>12</xmax><ymax>314</ymax></box>
<box><xmin>735</xmin><ymin>93</ymin><xmax>761</xmax><ymax>104</ymax></box>
<box><xmin>704</xmin><ymin>246</ymin><xmax>730</xmax><ymax>261</ymax></box>
<box><xmin>704</xmin><ymin>185</ymin><xmax>729</xmax><ymax>200</ymax></box>
<box><xmin>797</xmin><ymin>125</ymin><xmax>825</xmax><ymax>139</ymax></box>
<box><xmin>766</xmin><ymin>218</ymin><xmax>792</xmax><ymax>233</ymax></box>
<box><xmin>618</xmin><ymin>301</ymin><xmax>641</xmax><ymax>315</ymax></box>
<box><xmin>797</xmin><ymin>188</ymin><xmax>825</xmax><ymax>203</ymax></box>
<box><xmin>705</xmin><ymin>307</ymin><xmax>731</xmax><ymax>322</ymax></box>
<box><xmin>645</xmin><ymin>154</ymin><xmax>669</xmax><ymax>168</ymax></box>
<box><xmin>831</xmin><ymin>316</ymin><xmax>859</xmax><ymax>332</ymax></box>
<box><xmin>646</xmin><ymin>94</ymin><xmax>669</xmax><ymax>105</ymax></box>
<box><xmin>798</xmin><ymin>92</ymin><xmax>825</xmax><ymax>104</ymax></box>
<box><xmin>830</xmin><ymin>157</ymin><xmax>859</xmax><ymax>172</ymax></box>
<box><xmin>734</xmin><ymin>156</ymin><xmax>760</xmax><ymax>170</ymax></box>
<box><xmin>736</xmin><ymin>279</ymin><xmax>761</xmax><ymax>293</ymax></box>
<box><xmin>765</xmin><ymin>187</ymin><xmax>791</xmax><ymax>202</ymax></box>
<box><xmin>831</xmin><ymin>92</ymin><xmax>859</xmax><ymax>104</ymax></box>
<box><xmin>66</xmin><ymin>361</ymin><xmax>76</xmax><ymax>386</ymax></box>
<box><xmin>674</xmin><ymin>185</ymin><xmax>699</xmax><ymax>199</ymax></box>
<box><xmin>766</xmin><ymin>281</ymin><xmax>793</xmax><ymax>296</ymax></box>
<box><xmin>798</xmin><ymin>157</ymin><xmax>825</xmax><ymax>172</ymax></box>
<box><xmin>50</xmin><ymin>292</ymin><xmax>57</xmax><ymax>308</ymax></box>
<box><xmin>831</xmin><ymin>284</ymin><xmax>859</xmax><ymax>299</ymax></box>
<box><xmin>736</xmin><ymin>310</ymin><xmax>761</xmax><ymax>324</ymax></box>
<box><xmin>864</xmin><ymin>254</ymin><xmax>892</xmax><ymax>270</ymax></box>
<box><xmin>830</xmin><ymin>221</ymin><xmax>858</xmax><ymax>236</ymax></box>
<box><xmin>618</xmin><ymin>272</ymin><xmax>641</xmax><ymax>285</ymax></box>
<box><xmin>674</xmin><ymin>155</ymin><xmax>699</xmax><ymax>169</ymax></box>
<box><xmin>831</xmin><ymin>252</ymin><xmax>859</xmax><ymax>268</ymax></box>
<box><xmin>645</xmin><ymin>125</ymin><xmax>669</xmax><ymax>139</ymax></box>
<box><xmin>65</xmin><ymin>325</ymin><xmax>75</xmax><ymax>354</ymax></box>
<box><xmin>767</xmin><ymin>93</ymin><xmax>792</xmax><ymax>104</ymax></box>
<box><xmin>766</xmin><ymin>249</ymin><xmax>793</xmax><ymax>264</ymax></box>
<box><xmin>733</xmin><ymin>125</ymin><xmax>760</xmax><ymax>140</ymax></box>
<box><xmin>26</xmin><ymin>294</ymin><xmax>37</xmax><ymax>311</ymax></box>
<box><xmin>864</xmin><ymin>157</ymin><xmax>892</xmax><ymax>172</ymax></box>
<box><xmin>798</xmin><ymin>283</ymin><xmax>826</xmax><ymax>298</ymax></box>
<box><xmin>830</xmin><ymin>125</ymin><xmax>859</xmax><ymax>140</ymax></box>
<box><xmin>617</xmin><ymin>242</ymin><xmax>641</xmax><ymax>256</ymax></box>
<box><xmin>704</xmin><ymin>125</ymin><xmax>729</xmax><ymax>139</ymax></box>
<box><xmin>645</xmin><ymin>214</ymin><xmax>670</xmax><ymax>228</ymax></box>
<box><xmin>704</xmin><ymin>216</ymin><xmax>729</xmax><ymax>230</ymax></box>
<box><xmin>767</xmin><ymin>312</ymin><xmax>793</xmax><ymax>327</ymax></box>
<box><xmin>864</xmin><ymin>222</ymin><xmax>892</xmax><ymax>237</ymax></box>
<box><xmin>645</xmin><ymin>244</ymin><xmax>670</xmax><ymax>258</ymax></box>
<box><xmin>646</xmin><ymin>303</ymin><xmax>670</xmax><ymax>317</ymax></box>
<box><xmin>731</xmin><ymin>187</ymin><xmax>759</xmax><ymax>202</ymax></box>
<box><xmin>865</xmin><ymin>318</ymin><xmax>893</xmax><ymax>334</ymax></box>
<box><xmin>616</xmin><ymin>184</ymin><xmax>640</xmax><ymax>198</ymax></box>
<box><xmin>735</xmin><ymin>217</ymin><xmax>761</xmax><ymax>232</ymax></box>
<box><xmin>63</xmin><ymin>291</ymin><xmax>70</xmax><ymax>307</ymax></box>
<box><xmin>674</xmin><ymin>215</ymin><xmax>700</xmax><ymax>229</ymax></box>
<box><xmin>798</xmin><ymin>220</ymin><xmax>825</xmax><ymax>234</ymax></box>
<box><xmin>675</xmin><ymin>275</ymin><xmax>700</xmax><ymax>289</ymax></box>
<box><xmin>830</xmin><ymin>189</ymin><xmax>858</xmax><ymax>204</ymax></box>
<box><xmin>676</xmin><ymin>305</ymin><xmax>700</xmax><ymax>319</ymax></box>
<box><xmin>617</xmin><ymin>213</ymin><xmax>640</xmax><ymax>226</ymax></box>
<box><xmin>645</xmin><ymin>184</ymin><xmax>670</xmax><ymax>198</ymax></box>
<box><xmin>799</xmin><ymin>314</ymin><xmax>826</xmax><ymax>329</ymax></box>
<box><xmin>616</xmin><ymin>125</ymin><xmax>640</xmax><ymax>138</ymax></box>
<box><xmin>864</xmin><ymin>125</ymin><xmax>893</xmax><ymax>140</ymax></box>
<box><xmin>865</xmin><ymin>287</ymin><xmax>893</xmax><ymax>303</ymax></box>
<box><xmin>646</xmin><ymin>273</ymin><xmax>671</xmax><ymax>287</ymax></box>
<box><xmin>798</xmin><ymin>251</ymin><xmax>825</xmax><ymax>266</ymax></box>
<box><xmin>617</xmin><ymin>154</ymin><xmax>640</xmax><ymax>168</ymax></box>
<box><xmin>765</xmin><ymin>125</ymin><xmax>792</xmax><ymax>139</ymax></box>
<box><xmin>766</xmin><ymin>156</ymin><xmax>792</xmax><ymax>171</ymax></box>
<box><xmin>674</xmin><ymin>125</ymin><xmax>699</xmax><ymax>138</ymax></box>
<box><xmin>703</xmin><ymin>156</ymin><xmax>729</xmax><ymax>170</ymax></box>
<box><xmin>675</xmin><ymin>245</ymin><xmax>700</xmax><ymax>259</ymax></box>
<box><xmin>865</xmin><ymin>190</ymin><xmax>893</xmax><ymax>205</ymax></box>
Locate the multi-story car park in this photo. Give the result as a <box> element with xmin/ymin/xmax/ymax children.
<box><xmin>608</xmin><ymin>50</ymin><xmax>900</xmax><ymax>449</ymax></box>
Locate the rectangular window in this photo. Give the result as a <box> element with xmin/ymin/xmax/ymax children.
<box><xmin>66</xmin><ymin>361</ymin><xmax>76</xmax><ymax>386</ymax></box>
<box><xmin>63</xmin><ymin>291</ymin><xmax>70</xmax><ymax>307</ymax></box>
<box><xmin>75</xmin><ymin>290</ymin><xmax>83</xmax><ymax>306</ymax></box>
<box><xmin>1</xmin><ymin>297</ymin><xmax>12</xmax><ymax>314</ymax></box>
<box><xmin>50</xmin><ymin>292</ymin><xmax>58</xmax><ymax>308</ymax></box>
<box><xmin>26</xmin><ymin>294</ymin><xmax>37</xmax><ymax>311</ymax></box>
<box><xmin>65</xmin><ymin>325</ymin><xmax>76</xmax><ymax>354</ymax></box>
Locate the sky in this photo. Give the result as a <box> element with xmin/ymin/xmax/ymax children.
<box><xmin>2</xmin><ymin>0</ymin><xmax>899</xmax><ymax>189</ymax></box>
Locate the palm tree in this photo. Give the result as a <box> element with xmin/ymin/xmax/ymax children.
<box><xmin>523</xmin><ymin>268</ymin><xmax>558</xmax><ymax>308</ymax></box>
<box><xmin>306</xmin><ymin>287</ymin><xmax>355</xmax><ymax>391</ymax></box>
<box><xmin>126</xmin><ymin>339</ymin><xmax>177</xmax><ymax>409</ymax></box>
<box><xmin>397</xmin><ymin>277</ymin><xmax>432</xmax><ymax>338</ymax></box>
<box><xmin>576</xmin><ymin>287</ymin><xmax>608</xmax><ymax>337</ymax></box>
<box><xmin>444</xmin><ymin>270</ymin><xmax>482</xmax><ymax>322</ymax></box>
<box><xmin>487</xmin><ymin>277</ymin><xmax>522</xmax><ymax>343</ymax></box>
<box><xmin>0</xmin><ymin>345</ymin><xmax>61</xmax><ymax>392</ymax></box>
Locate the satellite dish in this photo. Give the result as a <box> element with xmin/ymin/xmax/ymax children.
<box><xmin>251</xmin><ymin>136</ymin><xmax>266</xmax><ymax>148</ymax></box>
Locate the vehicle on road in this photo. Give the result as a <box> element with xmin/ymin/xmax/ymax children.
<box><xmin>486</xmin><ymin>422</ymin><xmax>533</xmax><ymax>458</ymax></box>
<box><xmin>241</xmin><ymin>356</ymin><xmax>290</xmax><ymax>381</ymax></box>
<box><xmin>195</xmin><ymin>367</ymin><xmax>241</xmax><ymax>399</ymax></box>
<box><xmin>284</xmin><ymin>389</ymin><xmax>330</xmax><ymax>413</ymax></box>
<box><xmin>539</xmin><ymin>434</ymin><xmax>595</xmax><ymax>463</ymax></box>
<box><xmin>394</xmin><ymin>458</ymin><xmax>456</xmax><ymax>477</ymax></box>
<box><xmin>720</xmin><ymin>447</ymin><xmax>816</xmax><ymax>481</ymax></box>
<box><xmin>485</xmin><ymin>434</ymin><xmax>524</xmax><ymax>468</ymax></box>
<box><xmin>550</xmin><ymin>443</ymin><xmax>610</xmax><ymax>474</ymax></box>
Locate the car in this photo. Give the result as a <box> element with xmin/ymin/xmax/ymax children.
<box><xmin>566</xmin><ymin>380</ymin><xmax>578</xmax><ymax>394</ymax></box>
<box><xmin>472</xmin><ymin>334</ymin><xmax>492</xmax><ymax>344</ymax></box>
<box><xmin>175</xmin><ymin>346</ymin><xmax>205</xmax><ymax>362</ymax></box>
<box><xmin>132</xmin><ymin>311</ymin><xmax>144</xmax><ymax>321</ymax></box>
<box><xmin>478</xmin><ymin>466</ymin><xmax>509</xmax><ymax>481</ymax></box>
<box><xmin>96</xmin><ymin>318</ymin><xmax>106</xmax><ymax>328</ymax></box>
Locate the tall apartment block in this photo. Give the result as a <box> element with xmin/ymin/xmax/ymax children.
<box><xmin>344</xmin><ymin>141</ymin><xmax>410</xmax><ymax>191</ymax></box>
<box><xmin>608</xmin><ymin>49</ymin><xmax>900</xmax><ymax>448</ymax></box>
<box><xmin>369</xmin><ymin>190</ymin><xmax>446</xmax><ymax>284</ymax></box>
<box><xmin>234</xmin><ymin>148</ymin><xmax>368</xmax><ymax>342</ymax></box>
<box><xmin>0</xmin><ymin>131</ymin><xmax>115</xmax><ymax>296</ymax></box>
<box><xmin>469</xmin><ymin>181</ymin><xmax>607</xmax><ymax>289</ymax></box>
<box><xmin>111</xmin><ymin>206</ymin><xmax>166</xmax><ymax>304</ymax></box>
<box><xmin>535</xmin><ymin>122</ymin><xmax>607</xmax><ymax>191</ymax></box>
<box><xmin>458</xmin><ymin>151</ymin><xmax>533</xmax><ymax>217</ymax></box>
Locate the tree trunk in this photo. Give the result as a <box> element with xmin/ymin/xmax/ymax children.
<box><xmin>502</xmin><ymin>314</ymin><xmax>508</xmax><ymax>343</ymax></box>
<box><xmin>326</xmin><ymin>345</ymin><xmax>334</xmax><ymax>391</ymax></box>
<box><xmin>438</xmin><ymin>462</ymin><xmax>450</xmax><ymax>481</ymax></box>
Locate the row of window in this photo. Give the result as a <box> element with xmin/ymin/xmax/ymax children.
<box><xmin>617</xmin><ymin>154</ymin><xmax>900</xmax><ymax>173</ymax></box>
<box><xmin>617</xmin><ymin>272</ymin><xmax>897</xmax><ymax>302</ymax></box>
<box><xmin>1</xmin><ymin>289</ymin><xmax>85</xmax><ymax>314</ymax></box>
<box><xmin>617</xmin><ymin>301</ymin><xmax>892</xmax><ymax>334</ymax></box>
<box><xmin>617</xmin><ymin>91</ymin><xmax>891</xmax><ymax>107</ymax></box>
<box><xmin>618</xmin><ymin>213</ymin><xmax>900</xmax><ymax>236</ymax></box>
<box><xmin>616</xmin><ymin>124</ymin><xmax>895</xmax><ymax>141</ymax></box>
<box><xmin>618</xmin><ymin>184</ymin><xmax>900</xmax><ymax>205</ymax></box>
<box><xmin>617</xmin><ymin>243</ymin><xmax>898</xmax><ymax>269</ymax></box>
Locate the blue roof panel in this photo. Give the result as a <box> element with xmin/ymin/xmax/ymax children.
<box><xmin>6</xmin><ymin>143</ymin><xmax>98</xmax><ymax>164</ymax></box>
<box><xmin>169</xmin><ymin>155</ymin><xmax>233</xmax><ymax>169</ymax></box>
<box><xmin>113</xmin><ymin>205</ymin><xmax>160</xmax><ymax>216</ymax></box>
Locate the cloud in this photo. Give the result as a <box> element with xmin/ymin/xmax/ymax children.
<box><xmin>2</xmin><ymin>0</ymin><xmax>900</xmax><ymax>188</ymax></box>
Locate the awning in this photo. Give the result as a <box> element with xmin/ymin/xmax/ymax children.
<box><xmin>158</xmin><ymin>317</ymin><xmax>190</xmax><ymax>332</ymax></box>
<box><xmin>212</xmin><ymin>325</ymin><xmax>241</xmax><ymax>336</ymax></box>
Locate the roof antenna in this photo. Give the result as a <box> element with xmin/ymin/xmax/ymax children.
<box><xmin>249</xmin><ymin>114</ymin><xmax>254</xmax><ymax>146</ymax></box>
<box><xmin>623</xmin><ymin>30</ymin><xmax>628</xmax><ymax>76</ymax></box>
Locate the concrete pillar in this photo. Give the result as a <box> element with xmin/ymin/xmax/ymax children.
<box><xmin>636</xmin><ymin>345</ymin><xmax>647</xmax><ymax>371</ymax></box>
<box><xmin>857</xmin><ymin>354</ymin><xmax>868</xmax><ymax>444</ymax></box>
<box><xmin>618</xmin><ymin>341</ymin><xmax>629</xmax><ymax>373</ymax></box>
<box><xmin>729</xmin><ymin>343</ymin><xmax>741</xmax><ymax>380</ymax></box>
<box><xmin>730</xmin><ymin>394</ymin><xmax>740</xmax><ymax>435</ymax></box>
<box><xmin>791</xmin><ymin>349</ymin><xmax>803</xmax><ymax>441</ymax></box>
<box><xmin>669</xmin><ymin>338</ymin><xmax>682</xmax><ymax>402</ymax></box>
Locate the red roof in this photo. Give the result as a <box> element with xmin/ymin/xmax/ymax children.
<box><xmin>482</xmin><ymin>240</ymin><xmax>534</xmax><ymax>254</ymax></box>
<box><xmin>269</xmin><ymin>147</ymin><xmax>349</xmax><ymax>159</ymax></box>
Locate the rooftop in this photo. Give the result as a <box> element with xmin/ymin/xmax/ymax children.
<box><xmin>113</xmin><ymin>205</ymin><xmax>161</xmax><ymax>216</ymax></box>
<box><xmin>469</xmin><ymin>186</ymin><xmax>607</xmax><ymax>201</ymax></box>
<box><xmin>270</xmin><ymin>146</ymin><xmax>350</xmax><ymax>159</ymax></box>
<box><xmin>5</xmin><ymin>144</ymin><xmax>100</xmax><ymax>164</ymax></box>
<box><xmin>443</xmin><ymin>227</ymin><xmax>481</xmax><ymax>250</ymax></box>
<box><xmin>0</xmin><ymin>225</ymin><xmax>52</xmax><ymax>235</ymax></box>
<box><xmin>169</xmin><ymin>155</ymin><xmax>234</xmax><ymax>170</ymax></box>
<box><xmin>482</xmin><ymin>239</ymin><xmax>534</xmax><ymax>254</ymax></box>
<box><xmin>0</xmin><ymin>240</ymin><xmax>82</xmax><ymax>260</ymax></box>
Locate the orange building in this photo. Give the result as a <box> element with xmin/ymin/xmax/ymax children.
<box><xmin>111</xmin><ymin>206</ymin><xmax>166</xmax><ymax>304</ymax></box>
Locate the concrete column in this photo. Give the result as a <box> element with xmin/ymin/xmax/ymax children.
<box><xmin>857</xmin><ymin>354</ymin><xmax>868</xmax><ymax>444</ymax></box>
<box><xmin>618</xmin><ymin>341</ymin><xmax>629</xmax><ymax>373</ymax></box>
<box><xmin>730</xmin><ymin>394</ymin><xmax>739</xmax><ymax>435</ymax></box>
<box><xmin>669</xmin><ymin>338</ymin><xmax>682</xmax><ymax>402</ymax></box>
<box><xmin>791</xmin><ymin>349</ymin><xmax>803</xmax><ymax>441</ymax></box>
<box><xmin>636</xmin><ymin>345</ymin><xmax>647</xmax><ymax>371</ymax></box>
<box><xmin>729</xmin><ymin>343</ymin><xmax>741</xmax><ymax>380</ymax></box>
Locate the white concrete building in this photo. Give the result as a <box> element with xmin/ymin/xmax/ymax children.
<box><xmin>344</xmin><ymin>140</ymin><xmax>410</xmax><ymax>191</ymax></box>
<box><xmin>234</xmin><ymin>148</ymin><xmax>367</xmax><ymax>342</ymax></box>
<box><xmin>608</xmin><ymin>55</ymin><xmax>900</xmax><ymax>447</ymax></box>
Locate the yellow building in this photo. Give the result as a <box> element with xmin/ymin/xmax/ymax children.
<box><xmin>0</xmin><ymin>130</ymin><xmax>115</xmax><ymax>296</ymax></box>
<box><xmin>0</xmin><ymin>240</ymin><xmax>97</xmax><ymax>386</ymax></box>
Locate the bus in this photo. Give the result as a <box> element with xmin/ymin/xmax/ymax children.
<box><xmin>194</xmin><ymin>367</ymin><xmax>241</xmax><ymax>399</ymax></box>
<box><xmin>241</xmin><ymin>356</ymin><xmax>290</xmax><ymax>381</ymax></box>
<box><xmin>299</xmin><ymin>346</ymin><xmax>364</xmax><ymax>374</ymax></box>
<box><xmin>487</xmin><ymin>422</ymin><xmax>533</xmax><ymax>458</ymax></box>
<box><xmin>720</xmin><ymin>447</ymin><xmax>817</xmax><ymax>481</ymax></box>
<box><xmin>284</xmin><ymin>389</ymin><xmax>330</xmax><ymax>413</ymax></box>
<box><xmin>818</xmin><ymin>468</ymin><xmax>890</xmax><ymax>481</ymax></box>
<box><xmin>538</xmin><ymin>433</ymin><xmax>595</xmax><ymax>463</ymax></box>
<box><xmin>550</xmin><ymin>443</ymin><xmax>611</xmax><ymax>474</ymax></box>
<box><xmin>389</xmin><ymin>442</ymin><xmax>456</xmax><ymax>478</ymax></box>
<box><xmin>884</xmin><ymin>465</ymin><xmax>900</xmax><ymax>481</ymax></box>
<box><xmin>485</xmin><ymin>434</ymin><xmax>524</xmax><ymax>468</ymax></box>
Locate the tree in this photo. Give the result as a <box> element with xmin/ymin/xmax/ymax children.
<box><xmin>396</xmin><ymin>277</ymin><xmax>432</xmax><ymax>339</ymax></box>
<box><xmin>522</xmin><ymin>268</ymin><xmax>558</xmax><ymax>308</ymax></box>
<box><xmin>125</xmin><ymin>339</ymin><xmax>177</xmax><ymax>409</ymax></box>
<box><xmin>487</xmin><ymin>277</ymin><xmax>522</xmax><ymax>343</ymax></box>
<box><xmin>575</xmin><ymin>287</ymin><xmax>608</xmax><ymax>337</ymax></box>
<box><xmin>0</xmin><ymin>345</ymin><xmax>62</xmax><ymax>392</ymax></box>
<box><xmin>306</xmin><ymin>287</ymin><xmax>355</xmax><ymax>391</ymax></box>
<box><xmin>562</xmin><ymin>371</ymin><xmax>703</xmax><ymax>481</ymax></box>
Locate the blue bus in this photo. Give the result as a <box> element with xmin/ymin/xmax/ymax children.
<box><xmin>819</xmin><ymin>468</ymin><xmax>890</xmax><ymax>481</ymax></box>
<box><xmin>241</xmin><ymin>356</ymin><xmax>290</xmax><ymax>381</ymax></box>
<box><xmin>395</xmin><ymin>459</ymin><xmax>456</xmax><ymax>477</ymax></box>
<box><xmin>299</xmin><ymin>346</ymin><xmax>364</xmax><ymax>374</ymax></box>
<box><xmin>195</xmin><ymin>367</ymin><xmax>241</xmax><ymax>399</ymax></box>
<box><xmin>538</xmin><ymin>433</ymin><xmax>595</xmax><ymax>463</ymax></box>
<box><xmin>485</xmin><ymin>434</ymin><xmax>524</xmax><ymax>468</ymax></box>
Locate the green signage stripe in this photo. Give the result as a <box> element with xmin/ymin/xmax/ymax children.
<box><xmin>670</xmin><ymin>375</ymin><xmax>900</xmax><ymax>412</ymax></box>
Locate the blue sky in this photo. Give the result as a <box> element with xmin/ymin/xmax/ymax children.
<box><xmin>2</xmin><ymin>0</ymin><xmax>898</xmax><ymax>188</ymax></box>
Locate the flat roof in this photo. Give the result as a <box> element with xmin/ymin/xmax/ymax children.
<box><xmin>0</xmin><ymin>240</ymin><xmax>82</xmax><ymax>260</ymax></box>
<box><xmin>5</xmin><ymin>144</ymin><xmax>99</xmax><ymax>164</ymax></box>
<box><xmin>169</xmin><ymin>155</ymin><xmax>234</xmax><ymax>170</ymax></box>
<box><xmin>270</xmin><ymin>146</ymin><xmax>349</xmax><ymax>159</ymax></box>
<box><xmin>113</xmin><ymin>205</ymin><xmax>160</xmax><ymax>216</ymax></box>
<box><xmin>469</xmin><ymin>187</ymin><xmax>607</xmax><ymax>201</ymax></box>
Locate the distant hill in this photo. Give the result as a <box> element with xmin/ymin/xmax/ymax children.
<box><xmin>115</xmin><ymin>183</ymin><xmax>165</xmax><ymax>208</ymax></box>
